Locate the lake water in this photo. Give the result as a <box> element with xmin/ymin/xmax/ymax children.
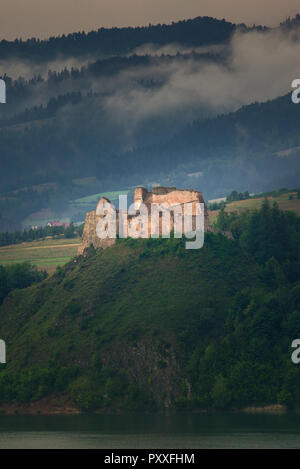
<box><xmin>0</xmin><ymin>412</ymin><xmax>300</xmax><ymax>449</ymax></box>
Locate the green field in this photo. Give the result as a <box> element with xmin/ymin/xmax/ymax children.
<box><xmin>1</xmin><ymin>190</ymin><xmax>130</xmax><ymax>271</ymax></box>
<box><xmin>0</xmin><ymin>237</ymin><xmax>81</xmax><ymax>274</ymax></box>
<box><xmin>71</xmin><ymin>190</ymin><xmax>130</xmax><ymax>207</ymax></box>
<box><xmin>209</xmin><ymin>190</ymin><xmax>300</xmax><ymax>223</ymax></box>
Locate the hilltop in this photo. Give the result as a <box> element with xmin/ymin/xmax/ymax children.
<box><xmin>0</xmin><ymin>202</ymin><xmax>299</xmax><ymax>413</ymax></box>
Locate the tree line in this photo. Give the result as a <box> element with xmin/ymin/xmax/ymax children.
<box><xmin>0</xmin><ymin>223</ymin><xmax>83</xmax><ymax>247</ymax></box>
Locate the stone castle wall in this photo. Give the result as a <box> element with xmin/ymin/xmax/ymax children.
<box><xmin>78</xmin><ymin>187</ymin><xmax>210</xmax><ymax>255</ymax></box>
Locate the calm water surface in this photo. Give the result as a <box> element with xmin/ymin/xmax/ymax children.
<box><xmin>0</xmin><ymin>413</ymin><xmax>300</xmax><ymax>449</ymax></box>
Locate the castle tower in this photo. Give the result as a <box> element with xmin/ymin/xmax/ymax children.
<box><xmin>134</xmin><ymin>187</ymin><xmax>148</xmax><ymax>209</ymax></box>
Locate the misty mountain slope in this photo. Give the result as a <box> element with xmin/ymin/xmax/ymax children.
<box><xmin>0</xmin><ymin>202</ymin><xmax>299</xmax><ymax>411</ymax></box>
<box><xmin>126</xmin><ymin>93</ymin><xmax>300</xmax><ymax>192</ymax></box>
<box><xmin>0</xmin><ymin>91</ymin><xmax>299</xmax><ymax>225</ymax></box>
<box><xmin>1</xmin><ymin>52</ymin><xmax>223</xmax><ymax>124</ymax></box>
<box><xmin>95</xmin><ymin>92</ymin><xmax>300</xmax><ymax>195</ymax></box>
<box><xmin>2</xmin><ymin>21</ymin><xmax>298</xmax><ymax>131</ymax></box>
<box><xmin>1</xmin><ymin>16</ymin><xmax>294</xmax><ymax>141</ymax></box>
<box><xmin>169</xmin><ymin>94</ymin><xmax>300</xmax><ymax>171</ymax></box>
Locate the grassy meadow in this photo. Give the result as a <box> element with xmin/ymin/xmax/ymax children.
<box><xmin>209</xmin><ymin>190</ymin><xmax>300</xmax><ymax>223</ymax></box>
<box><xmin>0</xmin><ymin>237</ymin><xmax>81</xmax><ymax>274</ymax></box>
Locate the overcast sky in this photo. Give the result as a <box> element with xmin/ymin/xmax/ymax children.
<box><xmin>1</xmin><ymin>0</ymin><xmax>299</xmax><ymax>40</ymax></box>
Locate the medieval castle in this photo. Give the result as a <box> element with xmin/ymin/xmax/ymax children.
<box><xmin>78</xmin><ymin>186</ymin><xmax>209</xmax><ymax>255</ymax></box>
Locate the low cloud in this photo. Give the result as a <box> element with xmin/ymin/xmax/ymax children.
<box><xmin>2</xmin><ymin>26</ymin><xmax>300</xmax><ymax>148</ymax></box>
<box><xmin>130</xmin><ymin>42</ymin><xmax>226</xmax><ymax>56</ymax></box>
<box><xmin>0</xmin><ymin>55</ymin><xmax>93</xmax><ymax>81</ymax></box>
<box><xmin>99</xmin><ymin>26</ymin><xmax>300</xmax><ymax>144</ymax></box>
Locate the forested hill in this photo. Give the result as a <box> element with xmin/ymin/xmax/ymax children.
<box><xmin>0</xmin><ymin>17</ymin><xmax>243</xmax><ymax>60</ymax></box>
<box><xmin>175</xmin><ymin>94</ymin><xmax>300</xmax><ymax>154</ymax></box>
<box><xmin>0</xmin><ymin>203</ymin><xmax>299</xmax><ymax>412</ymax></box>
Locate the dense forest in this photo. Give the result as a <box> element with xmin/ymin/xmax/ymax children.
<box><xmin>0</xmin><ymin>202</ymin><xmax>299</xmax><ymax>411</ymax></box>
<box><xmin>0</xmin><ymin>17</ymin><xmax>242</xmax><ymax>61</ymax></box>
<box><xmin>0</xmin><ymin>263</ymin><xmax>47</xmax><ymax>305</ymax></box>
<box><xmin>0</xmin><ymin>222</ymin><xmax>83</xmax><ymax>247</ymax></box>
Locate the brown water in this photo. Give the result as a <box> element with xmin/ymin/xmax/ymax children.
<box><xmin>0</xmin><ymin>412</ymin><xmax>300</xmax><ymax>449</ymax></box>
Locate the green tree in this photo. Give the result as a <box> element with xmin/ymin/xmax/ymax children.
<box><xmin>211</xmin><ymin>374</ymin><xmax>231</xmax><ymax>409</ymax></box>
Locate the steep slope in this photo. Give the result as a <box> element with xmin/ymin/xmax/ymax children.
<box><xmin>0</xmin><ymin>234</ymin><xmax>257</xmax><ymax>410</ymax></box>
